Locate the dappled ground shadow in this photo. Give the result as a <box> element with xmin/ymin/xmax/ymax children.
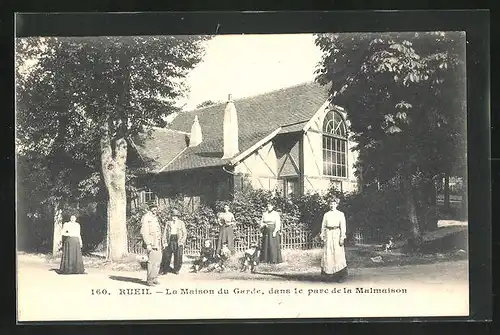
<box><xmin>109</xmin><ymin>275</ymin><xmax>147</xmax><ymax>286</ymax></box>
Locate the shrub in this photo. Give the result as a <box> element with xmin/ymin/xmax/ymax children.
<box><xmin>127</xmin><ymin>202</ymin><xmax>220</xmax><ymax>240</ymax></box>
<box><xmin>340</xmin><ymin>187</ymin><xmax>410</xmax><ymax>242</ymax></box>
<box><xmin>215</xmin><ymin>188</ymin><xmax>304</xmax><ymax>230</ymax></box>
<box><xmin>294</xmin><ymin>193</ymin><xmax>329</xmax><ymax>236</ymax></box>
<box><xmin>215</xmin><ymin>188</ymin><xmax>274</xmax><ymax>228</ymax></box>
<box><xmin>126</xmin><ymin>183</ymin><xmax>414</xmax><ymax>250</ymax></box>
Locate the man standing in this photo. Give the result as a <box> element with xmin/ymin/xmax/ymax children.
<box><xmin>140</xmin><ymin>205</ymin><xmax>162</xmax><ymax>286</ymax></box>
<box><xmin>161</xmin><ymin>209</ymin><xmax>187</xmax><ymax>274</ymax></box>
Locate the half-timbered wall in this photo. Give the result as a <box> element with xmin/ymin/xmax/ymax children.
<box><xmin>303</xmin><ymin>105</ymin><xmax>359</xmax><ymax>195</ymax></box>
<box><xmin>131</xmin><ymin>102</ymin><xmax>360</xmax><ymax>209</ymax></box>
<box><xmin>234</xmin><ymin>140</ymin><xmax>278</xmax><ymax>191</ymax></box>
<box><xmin>274</xmin><ymin>133</ymin><xmax>301</xmax><ymax>196</ymax></box>
<box><xmin>232</xmin><ymin>133</ymin><xmax>304</xmax><ymax>196</ymax></box>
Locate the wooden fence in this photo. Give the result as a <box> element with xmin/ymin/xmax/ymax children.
<box><xmin>129</xmin><ymin>225</ymin><xmax>323</xmax><ymax>256</ymax></box>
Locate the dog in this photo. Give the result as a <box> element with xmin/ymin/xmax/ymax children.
<box><xmin>240</xmin><ymin>243</ymin><xmax>260</xmax><ymax>273</ymax></box>
<box><xmin>384</xmin><ymin>237</ymin><xmax>394</xmax><ymax>253</ymax></box>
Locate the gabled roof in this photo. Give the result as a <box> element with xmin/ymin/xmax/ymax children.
<box><xmin>130</xmin><ymin>128</ymin><xmax>188</xmax><ymax>172</ymax></box>
<box><xmin>133</xmin><ymin>81</ymin><xmax>330</xmax><ymax>173</ymax></box>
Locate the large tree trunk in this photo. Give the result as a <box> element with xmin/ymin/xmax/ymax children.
<box><xmin>400</xmin><ymin>174</ymin><xmax>421</xmax><ymax>241</ymax></box>
<box><xmin>101</xmin><ymin>122</ymin><xmax>129</xmax><ymax>261</ymax></box>
<box><xmin>52</xmin><ymin>202</ymin><xmax>63</xmax><ymax>256</ymax></box>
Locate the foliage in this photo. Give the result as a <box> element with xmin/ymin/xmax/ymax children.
<box><xmin>315</xmin><ymin>32</ymin><xmax>466</xmax><ymax>182</ymax></box>
<box><xmin>16</xmin><ymin>36</ymin><xmax>211</xmax><ymax>196</ymax></box>
<box><xmin>16</xmin><ymin>35</ymin><xmax>211</xmax><ymax>256</ymax></box>
<box><xmin>314</xmin><ymin>32</ymin><xmax>467</xmax><ymax>236</ymax></box>
<box><xmin>294</xmin><ymin>193</ymin><xmax>329</xmax><ymax>236</ymax></box>
<box><xmin>127</xmin><ymin>201</ymin><xmax>220</xmax><ymax>238</ymax></box>
<box><xmin>125</xmin><ymin>179</ymin><xmax>426</xmax><ymax>249</ymax></box>
<box><xmin>341</xmin><ymin>187</ymin><xmax>410</xmax><ymax>242</ymax></box>
<box><xmin>195</xmin><ymin>100</ymin><xmax>222</xmax><ymax>109</ymax></box>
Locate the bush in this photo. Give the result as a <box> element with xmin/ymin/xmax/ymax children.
<box><xmin>126</xmin><ymin>183</ymin><xmax>413</xmax><ymax>249</ymax></box>
<box><xmin>126</xmin><ymin>200</ymin><xmax>220</xmax><ymax>244</ymax></box>
<box><xmin>215</xmin><ymin>188</ymin><xmax>305</xmax><ymax>231</ymax></box>
<box><xmin>341</xmin><ymin>187</ymin><xmax>411</xmax><ymax>242</ymax></box>
<box><xmin>294</xmin><ymin>193</ymin><xmax>329</xmax><ymax>236</ymax></box>
<box><xmin>215</xmin><ymin>188</ymin><xmax>273</xmax><ymax>228</ymax></box>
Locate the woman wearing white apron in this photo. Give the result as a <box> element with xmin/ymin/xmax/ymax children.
<box><xmin>320</xmin><ymin>198</ymin><xmax>348</xmax><ymax>282</ymax></box>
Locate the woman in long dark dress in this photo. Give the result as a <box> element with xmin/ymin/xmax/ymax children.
<box><xmin>259</xmin><ymin>203</ymin><xmax>283</xmax><ymax>264</ymax></box>
<box><xmin>59</xmin><ymin>215</ymin><xmax>85</xmax><ymax>274</ymax></box>
<box><xmin>216</xmin><ymin>204</ymin><xmax>236</xmax><ymax>254</ymax></box>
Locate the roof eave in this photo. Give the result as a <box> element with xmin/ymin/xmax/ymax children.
<box><xmin>302</xmin><ymin>99</ymin><xmax>346</xmax><ymax>133</ymax></box>
<box><xmin>228</xmin><ymin>127</ymin><xmax>283</xmax><ymax>166</ymax></box>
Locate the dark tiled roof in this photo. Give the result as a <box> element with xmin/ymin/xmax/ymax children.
<box><xmin>131</xmin><ymin>127</ymin><xmax>189</xmax><ymax>172</ymax></box>
<box><xmin>279</xmin><ymin>120</ymin><xmax>310</xmax><ymax>134</ymax></box>
<box><xmin>136</xmin><ymin>81</ymin><xmax>329</xmax><ymax>173</ymax></box>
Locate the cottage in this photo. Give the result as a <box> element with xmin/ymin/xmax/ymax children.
<box><xmin>129</xmin><ymin>82</ymin><xmax>360</xmax><ymax>210</ymax></box>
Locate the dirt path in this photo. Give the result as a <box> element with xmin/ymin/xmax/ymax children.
<box><xmin>17</xmin><ymin>255</ymin><xmax>469</xmax><ymax>321</ymax></box>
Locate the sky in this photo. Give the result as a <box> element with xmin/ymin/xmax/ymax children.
<box><xmin>16</xmin><ymin>34</ymin><xmax>324</xmax><ymax>116</ymax></box>
<box><xmin>178</xmin><ymin>34</ymin><xmax>323</xmax><ymax>111</ymax></box>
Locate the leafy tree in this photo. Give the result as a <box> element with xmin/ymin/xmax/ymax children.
<box><xmin>16</xmin><ymin>35</ymin><xmax>211</xmax><ymax>259</ymax></box>
<box><xmin>195</xmin><ymin>100</ymin><xmax>221</xmax><ymax>109</ymax></box>
<box><xmin>315</xmin><ymin>32</ymin><xmax>466</xmax><ymax>239</ymax></box>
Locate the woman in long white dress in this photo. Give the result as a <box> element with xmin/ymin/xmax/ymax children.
<box><xmin>320</xmin><ymin>198</ymin><xmax>348</xmax><ymax>282</ymax></box>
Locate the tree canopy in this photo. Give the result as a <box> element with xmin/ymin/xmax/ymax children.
<box><xmin>16</xmin><ymin>35</ymin><xmax>210</xmax><ymax>202</ymax></box>
<box><xmin>314</xmin><ymin>32</ymin><xmax>467</xmax><ymax>236</ymax></box>
<box><xmin>16</xmin><ymin>35</ymin><xmax>211</xmax><ymax>257</ymax></box>
<box><xmin>315</xmin><ymin>32</ymin><xmax>466</xmax><ymax>183</ymax></box>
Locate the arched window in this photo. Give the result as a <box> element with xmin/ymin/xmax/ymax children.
<box><xmin>322</xmin><ymin>110</ymin><xmax>348</xmax><ymax>177</ymax></box>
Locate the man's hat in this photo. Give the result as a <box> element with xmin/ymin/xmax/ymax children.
<box><xmin>172</xmin><ymin>209</ymin><xmax>180</xmax><ymax>216</ymax></box>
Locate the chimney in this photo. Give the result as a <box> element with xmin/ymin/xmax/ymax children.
<box><xmin>189</xmin><ymin>115</ymin><xmax>202</xmax><ymax>147</ymax></box>
<box><xmin>222</xmin><ymin>94</ymin><xmax>239</xmax><ymax>159</ymax></box>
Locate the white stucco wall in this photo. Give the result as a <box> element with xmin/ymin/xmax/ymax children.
<box><xmin>231</xmin><ymin>104</ymin><xmax>360</xmax><ymax>196</ymax></box>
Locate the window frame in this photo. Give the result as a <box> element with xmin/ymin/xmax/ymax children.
<box><xmin>283</xmin><ymin>176</ymin><xmax>300</xmax><ymax>198</ymax></box>
<box><xmin>321</xmin><ymin>109</ymin><xmax>348</xmax><ymax>179</ymax></box>
<box><xmin>141</xmin><ymin>188</ymin><xmax>158</xmax><ymax>205</ymax></box>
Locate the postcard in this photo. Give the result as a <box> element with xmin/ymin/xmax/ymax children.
<box><xmin>15</xmin><ymin>15</ymin><xmax>473</xmax><ymax>321</ymax></box>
